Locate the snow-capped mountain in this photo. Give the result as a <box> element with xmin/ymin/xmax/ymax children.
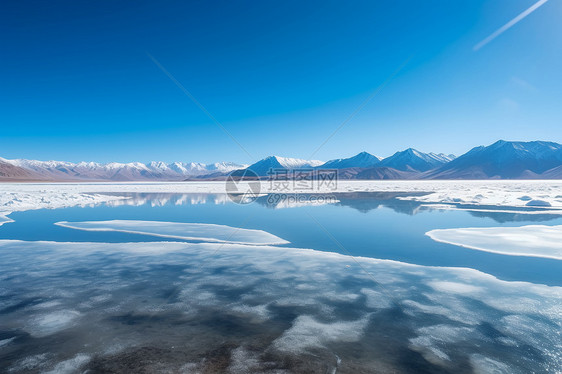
<box><xmin>245</xmin><ymin>156</ymin><xmax>324</xmax><ymax>176</ymax></box>
<box><xmin>0</xmin><ymin>158</ymin><xmax>247</xmax><ymax>181</ymax></box>
<box><xmin>207</xmin><ymin>162</ymin><xmax>250</xmax><ymax>173</ymax></box>
<box><xmin>320</xmin><ymin>151</ymin><xmax>382</xmax><ymax>169</ymax></box>
<box><xmin>427</xmin><ymin>140</ymin><xmax>562</xmax><ymax>179</ymax></box>
<box><xmin>1</xmin><ymin>140</ymin><xmax>561</xmax><ymax>181</ymax></box>
<box><xmin>379</xmin><ymin>148</ymin><xmax>455</xmax><ymax>172</ymax></box>
<box><xmin>146</xmin><ymin>161</ymin><xmax>242</xmax><ymax>177</ymax></box>
<box><xmin>0</xmin><ymin>158</ymin><xmax>39</xmax><ymax>180</ymax></box>
<box><xmin>430</xmin><ymin>153</ymin><xmax>456</xmax><ymax>163</ymax></box>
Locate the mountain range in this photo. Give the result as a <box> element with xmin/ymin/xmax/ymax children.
<box><xmin>1</xmin><ymin>140</ymin><xmax>561</xmax><ymax>181</ymax></box>
<box><xmin>424</xmin><ymin>140</ymin><xmax>562</xmax><ymax>179</ymax></box>
<box><xmin>0</xmin><ymin>158</ymin><xmax>247</xmax><ymax>181</ymax></box>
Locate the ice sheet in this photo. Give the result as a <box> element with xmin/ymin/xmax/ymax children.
<box><xmin>426</xmin><ymin>225</ymin><xmax>562</xmax><ymax>260</ymax></box>
<box><xmin>0</xmin><ymin>239</ymin><xmax>560</xmax><ymax>373</ymax></box>
<box><xmin>55</xmin><ymin>220</ymin><xmax>289</xmax><ymax>245</ymax></box>
<box><xmin>0</xmin><ymin>187</ymin><xmax>126</xmax><ymax>224</ymax></box>
<box><xmin>1</xmin><ymin>180</ymin><xmax>561</xmax><ymax>212</ymax></box>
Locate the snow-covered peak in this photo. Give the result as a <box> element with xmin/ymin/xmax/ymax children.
<box><xmin>356</xmin><ymin>151</ymin><xmax>383</xmax><ymax>160</ymax></box>
<box><xmin>75</xmin><ymin>161</ymin><xmax>103</xmax><ymax>169</ymax></box>
<box><xmin>271</xmin><ymin>156</ymin><xmax>324</xmax><ymax>168</ymax></box>
<box><xmin>245</xmin><ymin>156</ymin><xmax>325</xmax><ymax>176</ymax></box>
<box><xmin>380</xmin><ymin>148</ymin><xmax>452</xmax><ymax>172</ymax></box>
<box><xmin>429</xmin><ymin>153</ymin><xmax>456</xmax><ymax>162</ymax></box>
<box><xmin>321</xmin><ymin>151</ymin><xmax>381</xmax><ymax>169</ymax></box>
<box><xmin>147</xmin><ymin>161</ymin><xmax>170</xmax><ymax>170</ymax></box>
<box><xmin>6</xmin><ymin>158</ymin><xmax>75</xmax><ymax>169</ymax></box>
<box><xmin>207</xmin><ymin>162</ymin><xmax>248</xmax><ymax>172</ymax></box>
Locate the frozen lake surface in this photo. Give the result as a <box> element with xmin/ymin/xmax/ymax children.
<box><xmin>427</xmin><ymin>225</ymin><xmax>562</xmax><ymax>260</ymax></box>
<box><xmin>0</xmin><ymin>185</ymin><xmax>561</xmax><ymax>373</ymax></box>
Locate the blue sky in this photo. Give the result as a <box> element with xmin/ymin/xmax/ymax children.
<box><xmin>1</xmin><ymin>0</ymin><xmax>560</xmax><ymax>164</ymax></box>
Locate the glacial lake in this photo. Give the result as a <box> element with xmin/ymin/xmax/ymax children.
<box><xmin>2</xmin><ymin>192</ymin><xmax>561</xmax><ymax>285</ymax></box>
<box><xmin>0</xmin><ymin>192</ymin><xmax>561</xmax><ymax>373</ymax></box>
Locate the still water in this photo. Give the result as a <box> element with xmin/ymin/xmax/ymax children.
<box><xmin>2</xmin><ymin>192</ymin><xmax>560</xmax><ymax>284</ymax></box>
<box><xmin>0</xmin><ymin>193</ymin><xmax>560</xmax><ymax>373</ymax></box>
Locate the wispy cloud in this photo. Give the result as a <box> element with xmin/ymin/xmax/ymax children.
<box><xmin>473</xmin><ymin>0</ymin><xmax>549</xmax><ymax>51</ymax></box>
<box><xmin>510</xmin><ymin>76</ymin><xmax>538</xmax><ymax>92</ymax></box>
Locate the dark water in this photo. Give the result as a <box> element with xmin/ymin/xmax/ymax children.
<box><xmin>0</xmin><ymin>193</ymin><xmax>560</xmax><ymax>373</ymax></box>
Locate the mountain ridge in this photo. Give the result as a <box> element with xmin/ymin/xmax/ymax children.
<box><xmin>1</xmin><ymin>140</ymin><xmax>561</xmax><ymax>181</ymax></box>
<box><xmin>426</xmin><ymin>140</ymin><xmax>562</xmax><ymax>179</ymax></box>
<box><xmin>0</xmin><ymin>158</ymin><xmax>248</xmax><ymax>181</ymax></box>
<box><xmin>320</xmin><ymin>151</ymin><xmax>382</xmax><ymax>169</ymax></box>
<box><xmin>244</xmin><ymin>156</ymin><xmax>324</xmax><ymax>177</ymax></box>
<box><xmin>379</xmin><ymin>148</ymin><xmax>455</xmax><ymax>172</ymax></box>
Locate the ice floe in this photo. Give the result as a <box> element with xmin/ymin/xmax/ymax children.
<box><xmin>394</xmin><ymin>180</ymin><xmax>562</xmax><ymax>211</ymax></box>
<box><xmin>426</xmin><ymin>225</ymin><xmax>562</xmax><ymax>260</ymax></box>
<box><xmin>0</xmin><ymin>215</ymin><xmax>13</xmax><ymax>226</ymax></box>
<box><xmin>0</xmin><ymin>186</ymin><xmax>126</xmax><ymax>224</ymax></box>
<box><xmin>55</xmin><ymin>220</ymin><xmax>289</xmax><ymax>245</ymax></box>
